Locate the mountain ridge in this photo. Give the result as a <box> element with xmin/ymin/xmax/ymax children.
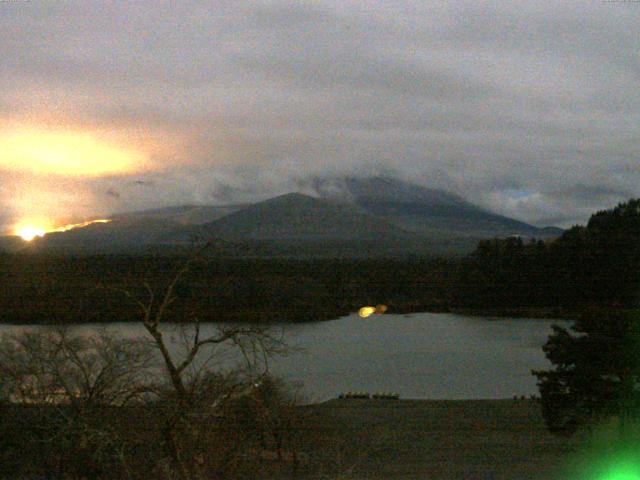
<box><xmin>300</xmin><ymin>175</ymin><xmax>561</xmax><ymax>238</ymax></box>
<box><xmin>3</xmin><ymin>176</ymin><xmax>563</xmax><ymax>256</ymax></box>
<box><xmin>183</xmin><ymin>192</ymin><xmax>411</xmax><ymax>242</ymax></box>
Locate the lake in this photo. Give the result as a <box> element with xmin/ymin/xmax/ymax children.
<box><xmin>0</xmin><ymin>312</ymin><xmax>571</xmax><ymax>402</ymax></box>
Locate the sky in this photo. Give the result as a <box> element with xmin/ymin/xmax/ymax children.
<box><xmin>1</xmin><ymin>0</ymin><xmax>639</xmax><ymax>230</ymax></box>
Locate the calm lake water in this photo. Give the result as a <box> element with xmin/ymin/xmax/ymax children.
<box><xmin>0</xmin><ymin>312</ymin><xmax>571</xmax><ymax>402</ymax></box>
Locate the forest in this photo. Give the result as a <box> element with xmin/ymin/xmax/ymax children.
<box><xmin>0</xmin><ymin>199</ymin><xmax>638</xmax><ymax>325</ymax></box>
<box><xmin>454</xmin><ymin>198</ymin><xmax>640</xmax><ymax>315</ymax></box>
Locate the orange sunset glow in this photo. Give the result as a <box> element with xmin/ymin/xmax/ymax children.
<box><xmin>15</xmin><ymin>225</ymin><xmax>47</xmax><ymax>242</ymax></box>
<box><xmin>13</xmin><ymin>219</ymin><xmax>112</xmax><ymax>242</ymax></box>
<box><xmin>0</xmin><ymin>128</ymin><xmax>149</xmax><ymax>177</ymax></box>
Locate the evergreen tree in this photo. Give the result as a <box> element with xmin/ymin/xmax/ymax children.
<box><xmin>533</xmin><ymin>308</ymin><xmax>640</xmax><ymax>435</ymax></box>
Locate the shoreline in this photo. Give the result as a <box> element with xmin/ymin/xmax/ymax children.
<box><xmin>0</xmin><ymin>306</ymin><xmax>577</xmax><ymax>326</ymax></box>
<box><xmin>0</xmin><ymin>308</ymin><xmax>576</xmax><ymax>326</ymax></box>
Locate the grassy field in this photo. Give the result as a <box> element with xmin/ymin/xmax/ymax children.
<box><xmin>0</xmin><ymin>397</ymin><xmax>600</xmax><ymax>479</ymax></box>
<box><xmin>294</xmin><ymin>399</ymin><xmax>577</xmax><ymax>480</ymax></box>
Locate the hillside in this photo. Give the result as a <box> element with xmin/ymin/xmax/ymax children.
<box><xmin>111</xmin><ymin>204</ymin><xmax>246</xmax><ymax>225</ymax></box>
<box><xmin>306</xmin><ymin>175</ymin><xmax>562</xmax><ymax>239</ymax></box>
<box><xmin>1</xmin><ymin>176</ymin><xmax>563</xmax><ymax>256</ymax></box>
<box><xmin>186</xmin><ymin>192</ymin><xmax>411</xmax><ymax>242</ymax></box>
<box><xmin>30</xmin><ymin>216</ymin><xmax>183</xmax><ymax>254</ymax></box>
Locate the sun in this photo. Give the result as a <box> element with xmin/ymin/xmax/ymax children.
<box><xmin>16</xmin><ymin>225</ymin><xmax>47</xmax><ymax>242</ymax></box>
<box><xmin>12</xmin><ymin>218</ymin><xmax>112</xmax><ymax>241</ymax></box>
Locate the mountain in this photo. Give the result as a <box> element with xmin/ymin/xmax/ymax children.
<box><xmin>27</xmin><ymin>216</ymin><xmax>182</xmax><ymax>254</ymax></box>
<box><xmin>18</xmin><ymin>205</ymin><xmax>247</xmax><ymax>254</ymax></box>
<box><xmin>178</xmin><ymin>192</ymin><xmax>410</xmax><ymax>242</ymax></box>
<box><xmin>0</xmin><ymin>235</ymin><xmax>30</xmax><ymax>253</ymax></box>
<box><xmin>2</xmin><ymin>176</ymin><xmax>563</xmax><ymax>256</ymax></box>
<box><xmin>302</xmin><ymin>175</ymin><xmax>561</xmax><ymax>239</ymax></box>
<box><xmin>110</xmin><ymin>204</ymin><xmax>246</xmax><ymax>225</ymax></box>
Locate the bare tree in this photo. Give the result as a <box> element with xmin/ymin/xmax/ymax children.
<box><xmin>114</xmin><ymin>244</ymin><xmax>288</xmax><ymax>480</ymax></box>
<box><xmin>0</xmin><ymin>327</ymin><xmax>154</xmax><ymax>480</ymax></box>
<box><xmin>0</xmin><ymin>244</ymin><xmax>293</xmax><ymax>480</ymax></box>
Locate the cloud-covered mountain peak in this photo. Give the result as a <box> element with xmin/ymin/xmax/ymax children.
<box><xmin>298</xmin><ymin>175</ymin><xmax>468</xmax><ymax>207</ymax></box>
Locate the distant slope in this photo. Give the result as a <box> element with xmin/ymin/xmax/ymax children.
<box><xmin>111</xmin><ymin>204</ymin><xmax>246</xmax><ymax>225</ymax></box>
<box><xmin>304</xmin><ymin>175</ymin><xmax>561</xmax><ymax>239</ymax></box>
<box><xmin>2</xmin><ymin>176</ymin><xmax>563</xmax><ymax>257</ymax></box>
<box><xmin>25</xmin><ymin>205</ymin><xmax>248</xmax><ymax>254</ymax></box>
<box><xmin>29</xmin><ymin>217</ymin><xmax>185</xmax><ymax>254</ymax></box>
<box><xmin>188</xmin><ymin>192</ymin><xmax>410</xmax><ymax>242</ymax></box>
<box><xmin>0</xmin><ymin>235</ymin><xmax>30</xmax><ymax>253</ymax></box>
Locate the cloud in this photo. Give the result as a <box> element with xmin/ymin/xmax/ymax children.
<box><xmin>0</xmin><ymin>0</ymin><xmax>638</xmax><ymax>227</ymax></box>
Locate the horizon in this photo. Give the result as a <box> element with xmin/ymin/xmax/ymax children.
<box><xmin>1</xmin><ymin>174</ymin><xmax>592</xmax><ymax>239</ymax></box>
<box><xmin>1</xmin><ymin>1</ymin><xmax>638</xmax><ymax>235</ymax></box>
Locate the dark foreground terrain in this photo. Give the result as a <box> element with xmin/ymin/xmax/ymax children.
<box><xmin>0</xmin><ymin>396</ymin><xmax>602</xmax><ymax>479</ymax></box>
<box><xmin>294</xmin><ymin>399</ymin><xmax>576</xmax><ymax>480</ymax></box>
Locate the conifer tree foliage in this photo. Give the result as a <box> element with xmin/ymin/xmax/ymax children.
<box><xmin>532</xmin><ymin>200</ymin><xmax>640</xmax><ymax>434</ymax></box>
<box><xmin>533</xmin><ymin>308</ymin><xmax>640</xmax><ymax>435</ymax></box>
<box><xmin>457</xmin><ymin>198</ymin><xmax>640</xmax><ymax>312</ymax></box>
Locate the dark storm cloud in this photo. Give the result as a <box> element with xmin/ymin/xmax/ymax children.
<box><xmin>1</xmin><ymin>0</ymin><xmax>638</xmax><ymax>226</ymax></box>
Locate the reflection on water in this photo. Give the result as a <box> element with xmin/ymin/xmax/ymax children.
<box><xmin>0</xmin><ymin>312</ymin><xmax>570</xmax><ymax>402</ymax></box>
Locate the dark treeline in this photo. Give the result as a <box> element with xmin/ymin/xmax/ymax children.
<box><xmin>1</xmin><ymin>198</ymin><xmax>638</xmax><ymax>325</ymax></box>
<box><xmin>454</xmin><ymin>198</ymin><xmax>640</xmax><ymax>316</ymax></box>
<box><xmin>0</xmin><ymin>253</ymin><xmax>457</xmax><ymax>324</ymax></box>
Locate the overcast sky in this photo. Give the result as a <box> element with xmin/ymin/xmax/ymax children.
<box><xmin>1</xmin><ymin>0</ymin><xmax>639</xmax><ymax>228</ymax></box>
